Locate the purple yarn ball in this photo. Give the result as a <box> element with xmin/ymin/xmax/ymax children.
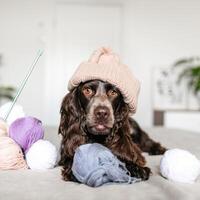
<box><xmin>9</xmin><ymin>116</ymin><xmax>44</xmax><ymax>153</ymax></box>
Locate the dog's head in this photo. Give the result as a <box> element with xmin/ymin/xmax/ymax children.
<box><xmin>59</xmin><ymin>80</ymin><xmax>129</xmax><ymax>137</ymax></box>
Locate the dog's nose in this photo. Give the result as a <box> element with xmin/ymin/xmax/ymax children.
<box><xmin>94</xmin><ymin>106</ymin><xmax>110</xmax><ymax>120</ymax></box>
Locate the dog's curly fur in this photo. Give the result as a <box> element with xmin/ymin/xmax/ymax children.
<box><xmin>58</xmin><ymin>81</ymin><xmax>166</xmax><ymax>182</ymax></box>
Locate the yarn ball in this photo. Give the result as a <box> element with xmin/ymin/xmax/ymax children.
<box><xmin>0</xmin><ymin>136</ymin><xmax>27</xmax><ymax>170</ymax></box>
<box><xmin>160</xmin><ymin>149</ymin><xmax>200</xmax><ymax>183</ymax></box>
<box><xmin>72</xmin><ymin>143</ymin><xmax>141</xmax><ymax>187</ymax></box>
<box><xmin>0</xmin><ymin>102</ymin><xmax>25</xmax><ymax>125</ymax></box>
<box><xmin>26</xmin><ymin>140</ymin><xmax>58</xmax><ymax>170</ymax></box>
<box><xmin>0</xmin><ymin>119</ymin><xmax>8</xmax><ymax>137</ymax></box>
<box><xmin>9</xmin><ymin>117</ymin><xmax>44</xmax><ymax>153</ymax></box>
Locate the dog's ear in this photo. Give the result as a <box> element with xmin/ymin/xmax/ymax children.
<box><xmin>112</xmin><ymin>98</ymin><xmax>130</xmax><ymax>134</ymax></box>
<box><xmin>115</xmin><ymin>99</ymin><xmax>130</xmax><ymax>122</ymax></box>
<box><xmin>58</xmin><ymin>88</ymin><xmax>81</xmax><ymax>137</ymax></box>
<box><xmin>58</xmin><ymin>88</ymin><xmax>86</xmax><ymax>168</ymax></box>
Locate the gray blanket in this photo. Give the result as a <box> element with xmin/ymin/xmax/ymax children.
<box><xmin>0</xmin><ymin>127</ymin><xmax>200</xmax><ymax>200</ymax></box>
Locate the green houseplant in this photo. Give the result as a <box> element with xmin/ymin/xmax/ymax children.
<box><xmin>0</xmin><ymin>86</ymin><xmax>16</xmax><ymax>101</ymax></box>
<box><xmin>173</xmin><ymin>57</ymin><xmax>200</xmax><ymax>108</ymax></box>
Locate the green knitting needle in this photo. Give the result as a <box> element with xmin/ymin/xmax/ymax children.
<box><xmin>3</xmin><ymin>50</ymin><xmax>43</xmax><ymax>121</ymax></box>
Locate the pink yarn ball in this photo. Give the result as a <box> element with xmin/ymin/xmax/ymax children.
<box><xmin>0</xmin><ymin>119</ymin><xmax>8</xmax><ymax>137</ymax></box>
<box><xmin>0</xmin><ymin>136</ymin><xmax>27</xmax><ymax>170</ymax></box>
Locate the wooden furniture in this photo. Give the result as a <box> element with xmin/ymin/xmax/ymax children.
<box><xmin>154</xmin><ymin>109</ymin><xmax>200</xmax><ymax>133</ymax></box>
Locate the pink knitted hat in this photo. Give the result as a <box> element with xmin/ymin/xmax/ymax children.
<box><xmin>68</xmin><ymin>47</ymin><xmax>140</xmax><ymax>113</ymax></box>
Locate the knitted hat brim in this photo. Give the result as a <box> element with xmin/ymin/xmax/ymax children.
<box><xmin>68</xmin><ymin>62</ymin><xmax>140</xmax><ymax>114</ymax></box>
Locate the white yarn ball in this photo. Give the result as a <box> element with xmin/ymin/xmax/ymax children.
<box><xmin>160</xmin><ymin>149</ymin><xmax>200</xmax><ymax>183</ymax></box>
<box><xmin>0</xmin><ymin>102</ymin><xmax>25</xmax><ymax>125</ymax></box>
<box><xmin>26</xmin><ymin>140</ymin><xmax>58</xmax><ymax>170</ymax></box>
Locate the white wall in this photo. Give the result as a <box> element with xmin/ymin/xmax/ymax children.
<box><xmin>0</xmin><ymin>0</ymin><xmax>200</xmax><ymax>126</ymax></box>
<box><xmin>0</xmin><ymin>0</ymin><xmax>54</xmax><ymax>123</ymax></box>
<box><xmin>44</xmin><ymin>3</ymin><xmax>122</xmax><ymax>125</ymax></box>
<box><xmin>122</xmin><ymin>0</ymin><xmax>200</xmax><ymax>126</ymax></box>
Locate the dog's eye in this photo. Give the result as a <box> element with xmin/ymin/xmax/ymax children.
<box><xmin>82</xmin><ymin>87</ymin><xmax>94</xmax><ymax>97</ymax></box>
<box><xmin>107</xmin><ymin>90</ymin><xmax>118</xmax><ymax>97</ymax></box>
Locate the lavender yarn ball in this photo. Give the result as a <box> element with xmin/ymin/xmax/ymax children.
<box><xmin>9</xmin><ymin>116</ymin><xmax>44</xmax><ymax>153</ymax></box>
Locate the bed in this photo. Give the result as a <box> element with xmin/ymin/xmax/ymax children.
<box><xmin>0</xmin><ymin>127</ymin><xmax>200</xmax><ymax>200</ymax></box>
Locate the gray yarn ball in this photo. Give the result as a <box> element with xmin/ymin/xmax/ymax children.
<box><xmin>72</xmin><ymin>143</ymin><xmax>141</xmax><ymax>187</ymax></box>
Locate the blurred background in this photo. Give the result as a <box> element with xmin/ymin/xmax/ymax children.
<box><xmin>0</xmin><ymin>0</ymin><xmax>200</xmax><ymax>132</ymax></box>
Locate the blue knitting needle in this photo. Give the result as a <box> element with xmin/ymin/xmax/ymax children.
<box><xmin>3</xmin><ymin>50</ymin><xmax>43</xmax><ymax>121</ymax></box>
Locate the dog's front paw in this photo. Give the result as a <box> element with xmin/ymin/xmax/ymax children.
<box><xmin>133</xmin><ymin>166</ymin><xmax>151</xmax><ymax>180</ymax></box>
<box><xmin>126</xmin><ymin>162</ymin><xmax>151</xmax><ymax>181</ymax></box>
<box><xmin>149</xmin><ymin>143</ymin><xmax>167</xmax><ymax>155</ymax></box>
<box><xmin>139</xmin><ymin>166</ymin><xmax>151</xmax><ymax>180</ymax></box>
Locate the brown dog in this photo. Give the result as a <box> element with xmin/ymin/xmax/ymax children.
<box><xmin>58</xmin><ymin>80</ymin><xmax>166</xmax><ymax>182</ymax></box>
